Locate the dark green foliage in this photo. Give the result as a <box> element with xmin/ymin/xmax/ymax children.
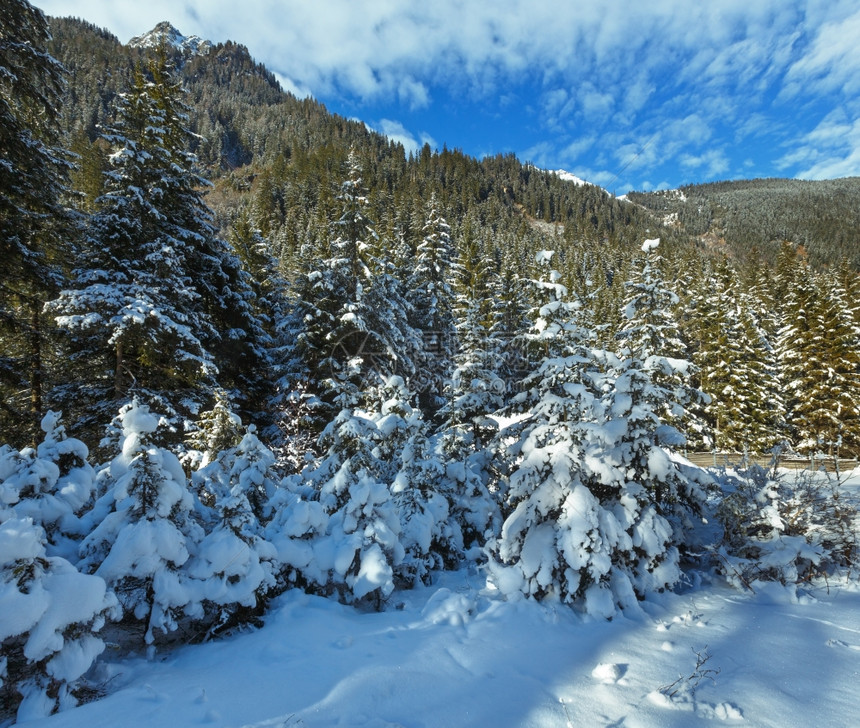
<box><xmin>629</xmin><ymin>178</ymin><xmax>860</xmax><ymax>270</ymax></box>
<box><xmin>0</xmin><ymin>0</ymin><xmax>73</xmax><ymax>445</ymax></box>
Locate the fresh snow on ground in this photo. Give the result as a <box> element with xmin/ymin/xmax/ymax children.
<box><xmin>14</xmin><ymin>471</ymin><xmax>860</xmax><ymax>728</ymax></box>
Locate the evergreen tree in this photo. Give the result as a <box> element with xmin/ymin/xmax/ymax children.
<box><xmin>0</xmin><ymin>0</ymin><xmax>72</xmax><ymax>444</ymax></box>
<box><xmin>47</xmin><ymin>57</ymin><xmax>219</xmax><ymax>440</ymax></box>
<box><xmin>3</xmin><ymin>411</ymin><xmax>95</xmax><ymax>560</ymax></box>
<box><xmin>796</xmin><ymin>274</ymin><xmax>860</xmax><ymax>455</ymax></box>
<box><xmin>408</xmin><ymin>194</ymin><xmax>458</xmax><ymax>415</ymax></box>
<box><xmin>228</xmin><ymin>210</ymin><xmax>291</xmax><ymax>430</ymax></box>
<box><xmin>78</xmin><ymin>400</ymin><xmax>205</xmax><ymax>644</ymax></box>
<box><xmin>487</xmin><ymin>251</ymin><xmax>629</xmax><ymax>615</ymax></box>
<box><xmin>48</xmin><ymin>51</ymin><xmax>272</xmax><ymax>442</ymax></box>
<box><xmin>436</xmin><ymin>243</ymin><xmax>505</xmax><ymax>554</ymax></box>
<box><xmin>0</xmin><ymin>515</ymin><xmax>119</xmax><ymax>721</ymax></box>
<box><xmin>440</xmin><ymin>229</ymin><xmax>506</xmax><ymax>450</ymax></box>
<box><xmin>308</xmin><ymin>405</ymin><xmax>404</xmax><ymax>605</ymax></box>
<box><xmin>283</xmin><ymin>151</ymin><xmax>412</xmax><ymax>423</ymax></box>
<box><xmin>366</xmin><ymin>376</ymin><xmax>461</xmax><ymax>585</ymax></box>
<box><xmin>609</xmin><ymin>239</ymin><xmax>708</xmax><ymax>547</ymax></box>
<box><xmin>693</xmin><ymin>259</ymin><xmax>780</xmax><ymax>453</ymax></box>
<box><xmin>186</xmin><ymin>428</ymin><xmax>279</xmax><ymax>633</ymax></box>
<box><xmin>185</xmin><ymin>389</ymin><xmax>244</xmax><ymax>471</ymax></box>
<box><xmin>777</xmin><ymin>265</ymin><xmax>819</xmax><ymax>452</ymax></box>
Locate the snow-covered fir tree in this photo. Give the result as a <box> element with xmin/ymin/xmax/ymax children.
<box><xmin>307</xmin><ymin>405</ymin><xmax>404</xmax><ymax>605</ymax></box>
<box><xmin>0</xmin><ymin>515</ymin><xmax>118</xmax><ymax>721</ymax></box>
<box><xmin>694</xmin><ymin>259</ymin><xmax>781</xmax><ymax>453</ymax></box>
<box><xmin>616</xmin><ymin>238</ymin><xmax>700</xmax><ymax>429</ymax></box>
<box><xmin>283</xmin><ymin>150</ymin><xmax>414</xmax><ymax>428</ymax></box>
<box><xmin>487</xmin><ymin>251</ymin><xmax>632</xmax><ymax>616</ymax></box>
<box><xmin>391</xmin><ymin>424</ymin><xmax>459</xmax><ymax>586</ymax></box>
<box><xmin>46</xmin><ymin>57</ymin><xmax>218</xmax><ymax>440</ymax></box>
<box><xmin>436</xmin><ymin>241</ymin><xmax>505</xmax><ymax>554</ymax></box>
<box><xmin>186</xmin><ymin>389</ymin><xmax>244</xmax><ymax>470</ymax></box>
<box><xmin>48</xmin><ymin>51</ymin><xmax>272</xmax><ymax>443</ymax></box>
<box><xmin>781</xmin><ymin>270</ymin><xmax>860</xmax><ymax>456</ymax></box>
<box><xmin>3</xmin><ymin>411</ymin><xmax>95</xmax><ymax>560</ymax></box>
<box><xmin>607</xmin><ymin>238</ymin><xmax>709</xmax><ymax>560</ymax></box>
<box><xmin>368</xmin><ymin>375</ymin><xmax>461</xmax><ymax>585</ymax></box>
<box><xmin>440</xmin><ymin>232</ymin><xmax>507</xmax><ymax>452</ymax></box>
<box><xmin>407</xmin><ymin>194</ymin><xmax>458</xmax><ymax>415</ymax></box>
<box><xmin>185</xmin><ymin>472</ymin><xmax>277</xmax><ymax>634</ymax></box>
<box><xmin>487</xmin><ymin>243</ymin><xmax>709</xmax><ymax>618</ymax></box>
<box><xmin>78</xmin><ymin>399</ymin><xmax>205</xmax><ymax>644</ymax></box>
<box><xmin>226</xmin><ymin>425</ymin><xmax>282</xmax><ymax>523</ymax></box>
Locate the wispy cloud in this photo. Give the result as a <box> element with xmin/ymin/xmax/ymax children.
<box><xmin>679</xmin><ymin>149</ymin><xmax>731</xmax><ymax>179</ymax></box>
<box><xmin>778</xmin><ymin>111</ymin><xmax>860</xmax><ymax>180</ymax></box>
<box><xmin>783</xmin><ymin>7</ymin><xmax>860</xmax><ymax>99</ymax></box>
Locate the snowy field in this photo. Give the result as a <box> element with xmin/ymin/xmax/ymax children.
<box><xmin>14</xmin><ymin>470</ymin><xmax>860</xmax><ymax>728</ymax></box>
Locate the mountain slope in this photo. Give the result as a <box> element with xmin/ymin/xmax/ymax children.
<box><xmin>47</xmin><ymin>17</ymin><xmax>669</xmax><ymax>278</ymax></box>
<box><xmin>628</xmin><ymin>178</ymin><xmax>860</xmax><ymax>270</ymax></box>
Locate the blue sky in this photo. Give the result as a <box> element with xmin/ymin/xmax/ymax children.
<box><xmin>37</xmin><ymin>0</ymin><xmax>860</xmax><ymax>193</ymax></box>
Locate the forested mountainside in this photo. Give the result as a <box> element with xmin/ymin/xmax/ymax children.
<box><xmin>2</xmin><ymin>5</ymin><xmax>859</xmax><ymax>719</ymax></box>
<box><xmin>1</xmin><ymin>12</ymin><xmax>854</xmax><ymax>458</ymax></box>
<box><xmin>48</xmin><ymin>17</ymin><xmax>658</xmax><ymax>255</ymax></box>
<box><xmin>628</xmin><ymin>177</ymin><xmax>860</xmax><ymax>270</ymax></box>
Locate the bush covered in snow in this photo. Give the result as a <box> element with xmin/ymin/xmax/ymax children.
<box><xmin>0</xmin><ymin>515</ymin><xmax>119</xmax><ymax>721</ymax></box>
<box><xmin>713</xmin><ymin>463</ymin><xmax>859</xmax><ymax>588</ymax></box>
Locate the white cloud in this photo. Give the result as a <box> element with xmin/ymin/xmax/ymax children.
<box><xmin>272</xmin><ymin>72</ymin><xmax>312</xmax><ymax>99</ymax></box>
<box><xmin>37</xmin><ymin>1</ymin><xmax>802</xmax><ymax>99</ymax></box>
<box><xmin>783</xmin><ymin>7</ymin><xmax>860</xmax><ymax>98</ymax></box>
<box><xmin>372</xmin><ymin>119</ymin><xmax>434</xmax><ymax>156</ymax></box>
<box><xmin>780</xmin><ymin>111</ymin><xmax>860</xmax><ymax>180</ymax></box>
<box><xmin>679</xmin><ymin>149</ymin><xmax>731</xmax><ymax>179</ymax></box>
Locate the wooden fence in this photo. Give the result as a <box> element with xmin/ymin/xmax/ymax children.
<box><xmin>683</xmin><ymin>452</ymin><xmax>858</xmax><ymax>474</ymax></box>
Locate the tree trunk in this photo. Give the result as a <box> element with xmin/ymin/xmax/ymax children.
<box><xmin>115</xmin><ymin>339</ymin><xmax>124</xmax><ymax>397</ymax></box>
<box><xmin>28</xmin><ymin>300</ymin><xmax>43</xmax><ymax>444</ymax></box>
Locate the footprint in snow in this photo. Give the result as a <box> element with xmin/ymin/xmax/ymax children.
<box><xmin>827</xmin><ymin>638</ymin><xmax>860</xmax><ymax>651</ymax></box>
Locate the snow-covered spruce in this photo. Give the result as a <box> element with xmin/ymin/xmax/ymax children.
<box><xmin>372</xmin><ymin>377</ymin><xmax>463</xmax><ymax>585</ymax></box>
<box><xmin>77</xmin><ymin>400</ymin><xmax>205</xmax><ymax>644</ymax></box>
<box><xmin>613</xmin><ymin>238</ymin><xmax>710</xmax><ymax>546</ymax></box>
<box><xmin>0</xmin><ymin>515</ymin><xmax>119</xmax><ymax>722</ymax></box>
<box><xmin>487</xmin><ymin>246</ymin><xmax>708</xmax><ymax>617</ymax></box>
<box><xmin>2</xmin><ymin>411</ymin><xmax>96</xmax><ymax>561</ymax></box>
<box><xmin>185</xmin><ymin>487</ymin><xmax>277</xmax><ymax>635</ymax></box>
<box><xmin>186</xmin><ymin>420</ymin><xmax>280</xmax><ymax>629</ymax></box>
<box><xmin>296</xmin><ymin>407</ymin><xmax>405</xmax><ymax>604</ymax></box>
<box><xmin>436</xmin><ymin>269</ymin><xmax>505</xmax><ymax>553</ymax></box>
<box><xmin>487</xmin><ymin>253</ymin><xmax>628</xmax><ymax>616</ymax></box>
<box><xmin>407</xmin><ymin>193</ymin><xmax>458</xmax><ymax>414</ymax></box>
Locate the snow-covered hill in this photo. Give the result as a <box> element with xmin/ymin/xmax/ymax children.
<box><xmin>128</xmin><ymin>22</ymin><xmax>212</xmax><ymax>57</ymax></box>
<box><xmin>551</xmin><ymin>169</ymin><xmax>627</xmax><ymax>199</ymax></box>
<box><xmin>552</xmin><ymin>169</ymin><xmax>592</xmax><ymax>187</ymax></box>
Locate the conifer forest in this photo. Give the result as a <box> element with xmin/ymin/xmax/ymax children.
<box><xmin>1</xmin><ymin>3</ymin><xmax>859</xmax><ymax>722</ymax></box>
